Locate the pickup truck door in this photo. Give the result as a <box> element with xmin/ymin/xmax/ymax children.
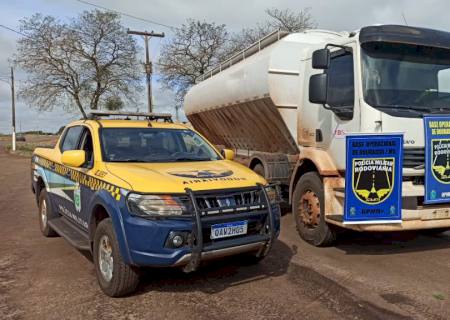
<box><xmin>72</xmin><ymin>126</ymin><xmax>96</xmax><ymax>229</ymax></box>
<box><xmin>54</xmin><ymin>125</ymin><xmax>95</xmax><ymax>230</ymax></box>
<box><xmin>52</xmin><ymin>125</ymin><xmax>85</xmax><ymax>226</ymax></box>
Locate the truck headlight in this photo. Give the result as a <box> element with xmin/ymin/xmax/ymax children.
<box><xmin>265</xmin><ymin>185</ymin><xmax>281</xmax><ymax>204</ymax></box>
<box><xmin>127</xmin><ymin>193</ymin><xmax>189</xmax><ymax>217</ymax></box>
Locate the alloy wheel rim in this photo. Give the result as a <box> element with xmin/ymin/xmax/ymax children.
<box><xmin>98</xmin><ymin>235</ymin><xmax>114</xmax><ymax>282</ymax></box>
<box><xmin>299</xmin><ymin>190</ymin><xmax>321</xmax><ymax>229</ymax></box>
<box><xmin>41</xmin><ymin>199</ymin><xmax>47</xmax><ymax>227</ymax></box>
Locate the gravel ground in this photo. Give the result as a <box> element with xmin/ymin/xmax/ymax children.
<box><xmin>1</xmin><ymin>143</ymin><xmax>450</xmax><ymax>320</ymax></box>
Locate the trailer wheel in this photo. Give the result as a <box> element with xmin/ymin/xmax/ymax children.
<box><xmin>293</xmin><ymin>172</ymin><xmax>336</xmax><ymax>246</ymax></box>
<box><xmin>93</xmin><ymin>218</ymin><xmax>140</xmax><ymax>297</ymax></box>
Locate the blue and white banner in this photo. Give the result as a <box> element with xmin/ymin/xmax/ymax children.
<box><xmin>424</xmin><ymin>115</ymin><xmax>450</xmax><ymax>204</ymax></box>
<box><xmin>344</xmin><ymin>134</ymin><xmax>403</xmax><ymax>224</ymax></box>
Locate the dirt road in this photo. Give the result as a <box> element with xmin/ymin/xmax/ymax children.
<box><xmin>1</xmin><ymin>146</ymin><xmax>450</xmax><ymax>320</ymax></box>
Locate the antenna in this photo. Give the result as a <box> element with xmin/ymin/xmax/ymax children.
<box><xmin>401</xmin><ymin>12</ymin><xmax>409</xmax><ymax>26</ymax></box>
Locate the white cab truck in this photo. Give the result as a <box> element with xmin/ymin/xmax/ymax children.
<box><xmin>184</xmin><ymin>25</ymin><xmax>450</xmax><ymax>246</ymax></box>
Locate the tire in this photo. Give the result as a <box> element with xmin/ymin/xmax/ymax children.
<box><xmin>38</xmin><ymin>189</ymin><xmax>58</xmax><ymax>237</ymax></box>
<box><xmin>252</xmin><ymin>163</ymin><xmax>265</xmax><ymax>178</ymax></box>
<box><xmin>292</xmin><ymin>172</ymin><xmax>336</xmax><ymax>246</ymax></box>
<box><xmin>93</xmin><ymin>218</ymin><xmax>140</xmax><ymax>297</ymax></box>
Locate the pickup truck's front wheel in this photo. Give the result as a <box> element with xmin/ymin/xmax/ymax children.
<box><xmin>93</xmin><ymin>219</ymin><xmax>140</xmax><ymax>297</ymax></box>
<box><xmin>293</xmin><ymin>172</ymin><xmax>336</xmax><ymax>246</ymax></box>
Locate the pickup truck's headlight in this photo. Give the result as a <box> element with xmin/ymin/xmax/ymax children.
<box><xmin>264</xmin><ymin>185</ymin><xmax>281</xmax><ymax>204</ymax></box>
<box><xmin>127</xmin><ymin>193</ymin><xmax>189</xmax><ymax>217</ymax></box>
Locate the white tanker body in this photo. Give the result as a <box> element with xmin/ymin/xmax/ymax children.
<box><xmin>184</xmin><ymin>25</ymin><xmax>450</xmax><ymax>246</ymax></box>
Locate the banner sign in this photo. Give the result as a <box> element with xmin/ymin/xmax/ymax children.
<box><xmin>344</xmin><ymin>134</ymin><xmax>403</xmax><ymax>223</ymax></box>
<box><xmin>424</xmin><ymin>115</ymin><xmax>450</xmax><ymax>204</ymax></box>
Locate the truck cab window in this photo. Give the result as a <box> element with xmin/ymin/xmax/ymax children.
<box><xmin>438</xmin><ymin>68</ymin><xmax>450</xmax><ymax>93</ymax></box>
<box><xmin>60</xmin><ymin>126</ymin><xmax>83</xmax><ymax>152</ymax></box>
<box><xmin>80</xmin><ymin>128</ymin><xmax>94</xmax><ymax>167</ymax></box>
<box><xmin>327</xmin><ymin>51</ymin><xmax>354</xmax><ymax>119</ymax></box>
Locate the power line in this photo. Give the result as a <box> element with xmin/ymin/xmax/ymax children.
<box><xmin>0</xmin><ymin>24</ymin><xmax>31</xmax><ymax>38</ymax></box>
<box><xmin>127</xmin><ymin>30</ymin><xmax>165</xmax><ymax>113</ymax></box>
<box><xmin>75</xmin><ymin>0</ymin><xmax>177</xmax><ymax>30</ymax></box>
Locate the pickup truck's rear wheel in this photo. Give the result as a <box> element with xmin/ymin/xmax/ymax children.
<box><xmin>93</xmin><ymin>218</ymin><xmax>140</xmax><ymax>297</ymax></box>
<box><xmin>293</xmin><ymin>172</ymin><xmax>336</xmax><ymax>246</ymax></box>
<box><xmin>38</xmin><ymin>189</ymin><xmax>57</xmax><ymax>237</ymax></box>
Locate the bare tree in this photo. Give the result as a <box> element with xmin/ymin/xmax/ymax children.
<box><xmin>226</xmin><ymin>8</ymin><xmax>317</xmax><ymax>56</ymax></box>
<box><xmin>266</xmin><ymin>8</ymin><xmax>317</xmax><ymax>32</ymax></box>
<box><xmin>15</xmin><ymin>10</ymin><xmax>142</xmax><ymax>118</ymax></box>
<box><xmin>157</xmin><ymin>19</ymin><xmax>228</xmax><ymax>104</ymax></box>
<box><xmin>157</xmin><ymin>9</ymin><xmax>316</xmax><ymax>106</ymax></box>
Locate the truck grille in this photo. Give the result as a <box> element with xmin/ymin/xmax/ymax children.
<box><xmin>195</xmin><ymin>188</ymin><xmax>265</xmax><ymax>215</ymax></box>
<box><xmin>403</xmin><ymin>147</ymin><xmax>424</xmax><ymax>169</ymax></box>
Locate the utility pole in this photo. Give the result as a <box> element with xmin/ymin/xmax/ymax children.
<box><xmin>10</xmin><ymin>67</ymin><xmax>16</xmax><ymax>151</ymax></box>
<box><xmin>127</xmin><ymin>30</ymin><xmax>164</xmax><ymax>113</ymax></box>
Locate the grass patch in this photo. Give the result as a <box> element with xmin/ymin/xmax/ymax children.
<box><xmin>432</xmin><ymin>293</ymin><xmax>445</xmax><ymax>300</ymax></box>
<box><xmin>6</xmin><ymin>143</ymin><xmax>54</xmax><ymax>157</ymax></box>
<box><xmin>3</xmin><ymin>134</ymin><xmax>58</xmax><ymax>157</ymax></box>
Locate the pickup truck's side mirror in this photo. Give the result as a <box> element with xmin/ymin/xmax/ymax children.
<box><xmin>221</xmin><ymin>149</ymin><xmax>235</xmax><ymax>161</ymax></box>
<box><xmin>62</xmin><ymin>150</ymin><xmax>86</xmax><ymax>167</ymax></box>
<box><xmin>312</xmin><ymin>48</ymin><xmax>330</xmax><ymax>69</ymax></box>
<box><xmin>309</xmin><ymin>73</ymin><xmax>328</xmax><ymax>104</ymax></box>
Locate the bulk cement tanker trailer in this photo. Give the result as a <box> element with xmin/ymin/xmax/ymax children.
<box><xmin>184</xmin><ymin>25</ymin><xmax>450</xmax><ymax>246</ymax></box>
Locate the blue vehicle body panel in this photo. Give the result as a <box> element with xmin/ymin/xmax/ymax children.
<box><xmin>32</xmin><ymin>157</ymin><xmax>281</xmax><ymax>268</ymax></box>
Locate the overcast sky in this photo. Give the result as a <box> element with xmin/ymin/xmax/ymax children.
<box><xmin>1</xmin><ymin>0</ymin><xmax>450</xmax><ymax>133</ymax></box>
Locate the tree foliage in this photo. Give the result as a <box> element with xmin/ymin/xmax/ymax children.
<box><xmin>157</xmin><ymin>8</ymin><xmax>316</xmax><ymax>106</ymax></box>
<box><xmin>15</xmin><ymin>10</ymin><xmax>142</xmax><ymax>118</ymax></box>
<box><xmin>157</xmin><ymin>20</ymin><xmax>228</xmax><ymax>103</ymax></box>
<box><xmin>104</xmin><ymin>95</ymin><xmax>124</xmax><ymax>110</ymax></box>
<box><xmin>226</xmin><ymin>8</ymin><xmax>317</xmax><ymax>56</ymax></box>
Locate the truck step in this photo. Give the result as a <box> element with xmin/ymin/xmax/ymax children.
<box><xmin>48</xmin><ymin>217</ymin><xmax>90</xmax><ymax>251</ymax></box>
<box><xmin>334</xmin><ymin>187</ymin><xmax>345</xmax><ymax>199</ymax></box>
<box><xmin>326</xmin><ymin>214</ymin><xmax>343</xmax><ymax>223</ymax></box>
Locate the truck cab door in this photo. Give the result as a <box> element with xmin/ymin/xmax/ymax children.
<box><xmin>301</xmin><ymin>42</ymin><xmax>360</xmax><ymax>170</ymax></box>
<box><xmin>326</xmin><ymin>43</ymin><xmax>361</xmax><ymax>169</ymax></box>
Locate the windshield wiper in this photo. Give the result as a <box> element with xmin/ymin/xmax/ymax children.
<box><xmin>171</xmin><ymin>156</ymin><xmax>211</xmax><ymax>162</ymax></box>
<box><xmin>110</xmin><ymin>159</ymin><xmax>142</xmax><ymax>162</ymax></box>
<box><xmin>374</xmin><ymin>104</ymin><xmax>427</xmax><ymax>116</ymax></box>
<box><xmin>376</xmin><ymin>104</ymin><xmax>450</xmax><ymax>116</ymax></box>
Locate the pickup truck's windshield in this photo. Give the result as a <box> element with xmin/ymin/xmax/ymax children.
<box><xmin>361</xmin><ymin>41</ymin><xmax>450</xmax><ymax>117</ymax></box>
<box><xmin>101</xmin><ymin>128</ymin><xmax>221</xmax><ymax>162</ymax></box>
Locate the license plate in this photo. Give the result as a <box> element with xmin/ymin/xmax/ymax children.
<box><xmin>210</xmin><ymin>221</ymin><xmax>248</xmax><ymax>239</ymax></box>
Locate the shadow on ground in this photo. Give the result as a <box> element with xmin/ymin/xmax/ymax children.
<box><xmin>335</xmin><ymin>229</ymin><xmax>450</xmax><ymax>255</ymax></box>
<box><xmin>136</xmin><ymin>239</ymin><xmax>295</xmax><ymax>295</ymax></box>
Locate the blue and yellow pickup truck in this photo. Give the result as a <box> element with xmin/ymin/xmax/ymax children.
<box><xmin>31</xmin><ymin>111</ymin><xmax>280</xmax><ymax>297</ymax></box>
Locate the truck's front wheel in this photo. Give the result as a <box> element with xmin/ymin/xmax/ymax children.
<box><xmin>293</xmin><ymin>172</ymin><xmax>336</xmax><ymax>246</ymax></box>
<box><xmin>93</xmin><ymin>218</ymin><xmax>140</xmax><ymax>297</ymax></box>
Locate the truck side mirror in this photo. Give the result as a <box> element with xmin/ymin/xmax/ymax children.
<box><xmin>221</xmin><ymin>149</ymin><xmax>235</xmax><ymax>161</ymax></box>
<box><xmin>309</xmin><ymin>73</ymin><xmax>328</xmax><ymax>104</ymax></box>
<box><xmin>312</xmin><ymin>48</ymin><xmax>330</xmax><ymax>69</ymax></box>
<box><xmin>62</xmin><ymin>150</ymin><xmax>86</xmax><ymax>167</ymax></box>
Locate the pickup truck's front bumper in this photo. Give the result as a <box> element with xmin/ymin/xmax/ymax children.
<box><xmin>121</xmin><ymin>186</ymin><xmax>281</xmax><ymax>268</ymax></box>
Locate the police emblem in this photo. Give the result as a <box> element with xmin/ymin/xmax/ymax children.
<box><xmin>74</xmin><ymin>182</ymin><xmax>81</xmax><ymax>212</ymax></box>
<box><xmin>169</xmin><ymin>170</ymin><xmax>233</xmax><ymax>179</ymax></box>
<box><xmin>352</xmin><ymin>158</ymin><xmax>394</xmax><ymax>205</ymax></box>
<box><xmin>431</xmin><ymin>139</ymin><xmax>450</xmax><ymax>184</ymax></box>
